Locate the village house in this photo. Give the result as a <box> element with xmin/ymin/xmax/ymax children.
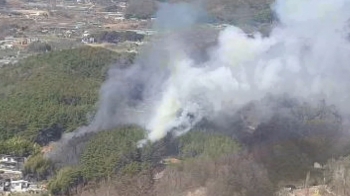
<box><xmin>0</xmin><ymin>179</ymin><xmax>11</xmax><ymax>192</ymax></box>
<box><xmin>0</xmin><ymin>36</ymin><xmax>39</xmax><ymax>49</ymax></box>
<box><xmin>0</xmin><ymin>155</ymin><xmax>25</xmax><ymax>171</ymax></box>
<box><xmin>314</xmin><ymin>162</ymin><xmax>323</xmax><ymax>169</ymax></box>
<box><xmin>0</xmin><ymin>171</ymin><xmax>23</xmax><ymax>181</ymax></box>
<box><xmin>3</xmin><ymin>36</ymin><xmax>15</xmax><ymax>44</ymax></box>
<box><xmin>0</xmin><ymin>179</ymin><xmax>46</xmax><ymax>194</ymax></box>
<box><xmin>81</xmin><ymin>31</ymin><xmax>95</xmax><ymax>43</ymax></box>
<box><xmin>0</xmin><ymin>43</ymin><xmax>13</xmax><ymax>50</ymax></box>
<box><xmin>0</xmin><ymin>154</ymin><xmax>46</xmax><ymax>194</ymax></box>
<box><xmin>10</xmin><ymin>180</ymin><xmax>30</xmax><ymax>193</ymax></box>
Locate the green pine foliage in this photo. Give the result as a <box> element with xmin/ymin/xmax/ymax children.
<box><xmin>0</xmin><ymin>47</ymin><xmax>135</xmax><ymax>146</ymax></box>
<box><xmin>80</xmin><ymin>126</ymin><xmax>145</xmax><ymax>180</ymax></box>
<box><xmin>0</xmin><ymin>136</ymin><xmax>40</xmax><ymax>156</ymax></box>
<box><xmin>48</xmin><ymin>127</ymin><xmax>148</xmax><ymax>194</ymax></box>
<box><xmin>48</xmin><ymin>167</ymin><xmax>83</xmax><ymax>195</ymax></box>
<box><xmin>24</xmin><ymin>153</ymin><xmax>54</xmax><ymax>180</ymax></box>
<box><xmin>178</xmin><ymin>131</ymin><xmax>241</xmax><ymax>159</ymax></box>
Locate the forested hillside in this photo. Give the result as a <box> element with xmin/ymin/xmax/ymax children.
<box><xmin>0</xmin><ymin>47</ymin><xmax>135</xmax><ymax>155</ymax></box>
<box><xmin>1</xmin><ymin>44</ymin><xmax>350</xmax><ymax>196</ymax></box>
<box><xmin>1</xmin><ymin>0</ymin><xmax>350</xmax><ymax>195</ymax></box>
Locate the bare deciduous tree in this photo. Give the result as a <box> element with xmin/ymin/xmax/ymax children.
<box><xmin>154</xmin><ymin>153</ymin><xmax>274</xmax><ymax>196</ymax></box>
<box><xmin>325</xmin><ymin>157</ymin><xmax>350</xmax><ymax>196</ymax></box>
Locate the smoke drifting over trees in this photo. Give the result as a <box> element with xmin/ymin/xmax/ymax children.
<box><xmin>131</xmin><ymin>0</ymin><xmax>350</xmax><ymax>144</ymax></box>
<box><xmin>46</xmin><ymin>1</ymin><xmax>350</xmax><ymax>193</ymax></box>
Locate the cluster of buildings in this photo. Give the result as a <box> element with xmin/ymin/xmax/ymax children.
<box><xmin>0</xmin><ymin>36</ymin><xmax>39</xmax><ymax>66</ymax></box>
<box><xmin>0</xmin><ymin>0</ymin><xmax>154</xmax><ymax>67</ymax></box>
<box><xmin>0</xmin><ymin>36</ymin><xmax>40</xmax><ymax>50</ymax></box>
<box><xmin>0</xmin><ymin>155</ymin><xmax>47</xmax><ymax>195</ymax></box>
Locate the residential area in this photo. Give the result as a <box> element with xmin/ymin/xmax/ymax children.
<box><xmin>0</xmin><ymin>155</ymin><xmax>47</xmax><ymax>195</ymax></box>
<box><xmin>0</xmin><ymin>0</ymin><xmax>154</xmax><ymax>66</ymax></box>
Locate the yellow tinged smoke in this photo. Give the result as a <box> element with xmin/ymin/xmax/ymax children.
<box><xmin>147</xmin><ymin>58</ymin><xmax>187</xmax><ymax>142</ymax></box>
<box><xmin>148</xmin><ymin>86</ymin><xmax>181</xmax><ymax>142</ymax></box>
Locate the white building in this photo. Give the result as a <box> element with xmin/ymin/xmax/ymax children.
<box><xmin>0</xmin><ymin>156</ymin><xmax>17</xmax><ymax>164</ymax></box>
<box><xmin>0</xmin><ymin>155</ymin><xmax>25</xmax><ymax>171</ymax></box>
<box><xmin>314</xmin><ymin>162</ymin><xmax>323</xmax><ymax>169</ymax></box>
<box><xmin>0</xmin><ymin>155</ymin><xmax>25</xmax><ymax>164</ymax></box>
<box><xmin>10</xmin><ymin>180</ymin><xmax>30</xmax><ymax>193</ymax></box>
<box><xmin>0</xmin><ymin>43</ymin><xmax>13</xmax><ymax>49</ymax></box>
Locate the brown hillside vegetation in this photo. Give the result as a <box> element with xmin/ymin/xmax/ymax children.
<box><xmin>71</xmin><ymin>154</ymin><xmax>350</xmax><ymax>196</ymax></box>
<box><xmin>78</xmin><ymin>153</ymin><xmax>274</xmax><ymax>196</ymax></box>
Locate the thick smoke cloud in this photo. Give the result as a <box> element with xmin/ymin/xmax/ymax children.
<box><xmin>48</xmin><ymin>0</ymin><xmax>350</xmax><ymax>162</ymax></box>
<box><xmin>140</xmin><ymin>0</ymin><xmax>350</xmax><ymax>143</ymax></box>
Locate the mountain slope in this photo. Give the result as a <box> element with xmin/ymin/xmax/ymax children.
<box><xmin>0</xmin><ymin>47</ymin><xmax>135</xmax><ymax>154</ymax></box>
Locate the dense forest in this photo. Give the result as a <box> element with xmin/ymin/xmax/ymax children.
<box><xmin>0</xmin><ymin>44</ymin><xmax>348</xmax><ymax>196</ymax></box>
<box><xmin>1</xmin><ymin>0</ymin><xmax>350</xmax><ymax>195</ymax></box>
<box><xmin>0</xmin><ymin>47</ymin><xmax>135</xmax><ymax>151</ymax></box>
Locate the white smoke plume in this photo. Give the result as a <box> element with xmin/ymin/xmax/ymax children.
<box><xmin>139</xmin><ymin>0</ymin><xmax>350</xmax><ymax>144</ymax></box>
<box><xmin>48</xmin><ymin>0</ymin><xmax>350</xmax><ymax>161</ymax></box>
